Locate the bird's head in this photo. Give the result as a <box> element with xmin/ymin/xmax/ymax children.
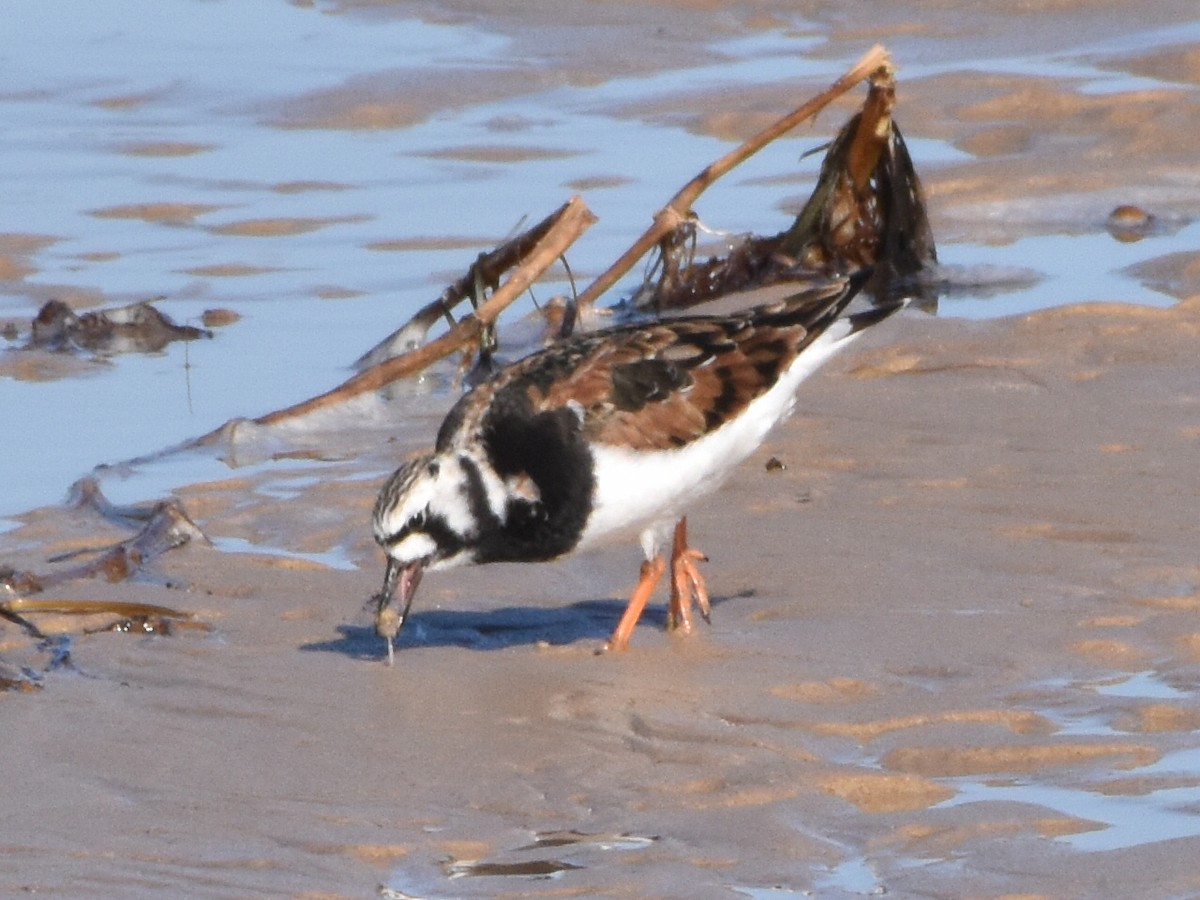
<box><xmin>371</xmin><ymin>452</ymin><xmax>479</xmax><ymax>652</ymax></box>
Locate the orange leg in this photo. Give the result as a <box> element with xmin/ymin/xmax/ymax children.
<box><xmin>667</xmin><ymin>516</ymin><xmax>711</xmax><ymax>635</ymax></box>
<box><xmin>605</xmin><ymin>555</ymin><xmax>666</xmax><ymax>652</ymax></box>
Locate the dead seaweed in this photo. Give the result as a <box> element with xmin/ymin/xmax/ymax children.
<box><xmin>575</xmin><ymin>44</ymin><xmax>892</xmax><ymax>310</ymax></box>
<box><xmin>636</xmin><ymin>63</ymin><xmax>937</xmax><ymax>312</ymax></box>
<box><xmin>26</xmin><ymin>298</ymin><xmax>211</xmax><ymax>354</ymax></box>
<box><xmin>6</xmin><ymin>478</ymin><xmax>211</xmax><ymax>592</ymax></box>
<box><xmin>0</xmin><ymin>480</ymin><xmax>208</xmax><ymax>689</ymax></box>
<box><xmin>2</xmin><ymin>597</ymin><xmax>202</xmax><ymax>632</ymax></box>
<box><xmin>1</xmin><ymin>479</ymin><xmax>209</xmax><ymax>596</ymax></box>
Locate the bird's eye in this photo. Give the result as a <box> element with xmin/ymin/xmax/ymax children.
<box><xmin>411</xmin><ymin>508</ymin><xmax>428</xmax><ymax>530</ymax></box>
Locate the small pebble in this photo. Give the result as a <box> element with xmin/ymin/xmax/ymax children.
<box><xmin>201</xmin><ymin>308</ymin><xmax>241</xmax><ymax>328</ymax></box>
<box><xmin>1106</xmin><ymin>205</ymin><xmax>1156</xmax><ymax>242</ymax></box>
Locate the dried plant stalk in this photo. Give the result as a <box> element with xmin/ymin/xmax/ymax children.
<box><xmin>227</xmin><ymin>195</ymin><xmax>596</xmax><ymax>430</ymax></box>
<box><xmin>2</xmin><ymin>598</ymin><xmax>197</xmax><ymax>620</ymax></box>
<box><xmin>352</xmin><ymin>203</ymin><xmax>592</xmax><ymax>371</ymax></box>
<box><xmin>642</xmin><ymin>62</ymin><xmax>936</xmax><ymax>311</ymax></box>
<box><xmin>575</xmin><ymin>44</ymin><xmax>890</xmax><ymax>309</ymax></box>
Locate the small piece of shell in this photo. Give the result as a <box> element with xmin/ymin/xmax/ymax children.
<box><xmin>376</xmin><ymin>604</ymin><xmax>402</xmax><ymax>666</ymax></box>
<box><xmin>376</xmin><ymin>605</ymin><xmax>402</xmax><ymax>640</ymax></box>
<box><xmin>1106</xmin><ymin>204</ymin><xmax>1157</xmax><ymax>243</ymax></box>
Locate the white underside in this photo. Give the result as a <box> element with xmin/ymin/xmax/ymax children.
<box><xmin>577</xmin><ymin>321</ymin><xmax>860</xmax><ymax>557</ymax></box>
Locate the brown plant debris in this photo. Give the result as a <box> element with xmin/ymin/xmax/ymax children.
<box><xmin>636</xmin><ymin>63</ymin><xmax>936</xmax><ymax>312</ymax></box>
<box><xmin>1</xmin><ymin>597</ymin><xmax>203</xmax><ymax>639</ymax></box>
<box><xmin>0</xmin><ymin>478</ymin><xmax>208</xmax><ymax>598</ymax></box>
<box><xmin>576</xmin><ymin>44</ymin><xmax>893</xmax><ymax>310</ymax></box>
<box><xmin>0</xmin><ymin>481</ymin><xmax>208</xmax><ymax>688</ymax></box>
<box><xmin>202</xmin><ymin>195</ymin><xmax>596</xmax><ymax>432</ymax></box>
<box><xmin>352</xmin><ymin>203</ymin><xmax>587</xmax><ymax>372</ymax></box>
<box><xmin>24</xmin><ymin>298</ymin><xmax>211</xmax><ymax>354</ymax></box>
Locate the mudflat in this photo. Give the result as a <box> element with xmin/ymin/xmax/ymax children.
<box><xmin>3</xmin><ymin>295</ymin><xmax>1198</xmax><ymax>897</ymax></box>
<box><xmin>2</xmin><ymin>1</ymin><xmax>1199</xmax><ymax>897</ymax></box>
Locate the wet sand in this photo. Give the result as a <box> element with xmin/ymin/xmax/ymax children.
<box><xmin>4</xmin><ymin>297</ymin><xmax>1199</xmax><ymax>897</ymax></box>
<box><xmin>3</xmin><ymin>1</ymin><xmax>1200</xmax><ymax>898</ymax></box>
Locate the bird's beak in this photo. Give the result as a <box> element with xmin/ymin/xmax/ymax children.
<box><xmin>374</xmin><ymin>557</ymin><xmax>426</xmax><ymax>665</ymax></box>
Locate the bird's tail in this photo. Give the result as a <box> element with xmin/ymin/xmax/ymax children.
<box><xmin>766</xmin><ymin>268</ymin><xmax>907</xmax><ymax>340</ymax></box>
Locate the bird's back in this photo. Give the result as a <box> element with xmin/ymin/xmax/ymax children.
<box><xmin>438</xmin><ymin>273</ymin><xmax>887</xmax><ymax>457</ymax></box>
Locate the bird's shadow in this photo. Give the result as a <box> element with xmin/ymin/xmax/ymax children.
<box><xmin>301</xmin><ymin>593</ymin><xmax>745</xmax><ymax>660</ymax></box>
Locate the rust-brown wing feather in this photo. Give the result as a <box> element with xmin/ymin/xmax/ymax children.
<box><xmin>436</xmin><ymin>278</ymin><xmax>857</xmax><ymax>453</ymax></box>
<box><xmin>554</xmin><ymin>318</ymin><xmax>805</xmax><ymax>450</ymax></box>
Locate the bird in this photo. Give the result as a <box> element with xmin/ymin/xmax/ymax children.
<box><xmin>371</xmin><ymin>272</ymin><xmax>902</xmax><ymax>661</ymax></box>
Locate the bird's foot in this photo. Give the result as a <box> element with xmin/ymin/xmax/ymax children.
<box><xmin>604</xmin><ymin>555</ymin><xmax>667</xmax><ymax>652</ymax></box>
<box><xmin>667</xmin><ymin>516</ymin><xmax>711</xmax><ymax>635</ymax></box>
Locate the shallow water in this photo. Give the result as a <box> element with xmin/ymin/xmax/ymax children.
<box><xmin>3</xmin><ymin>3</ymin><xmax>1200</xmax><ymax>898</ymax></box>
<box><xmin>940</xmin><ymin>671</ymin><xmax>1200</xmax><ymax>856</ymax></box>
<box><xmin>3</xmin><ymin>0</ymin><xmax>1199</xmax><ymax>521</ymax></box>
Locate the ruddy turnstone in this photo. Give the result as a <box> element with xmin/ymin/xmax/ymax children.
<box><xmin>372</xmin><ymin>273</ymin><xmax>902</xmax><ymax>660</ymax></box>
